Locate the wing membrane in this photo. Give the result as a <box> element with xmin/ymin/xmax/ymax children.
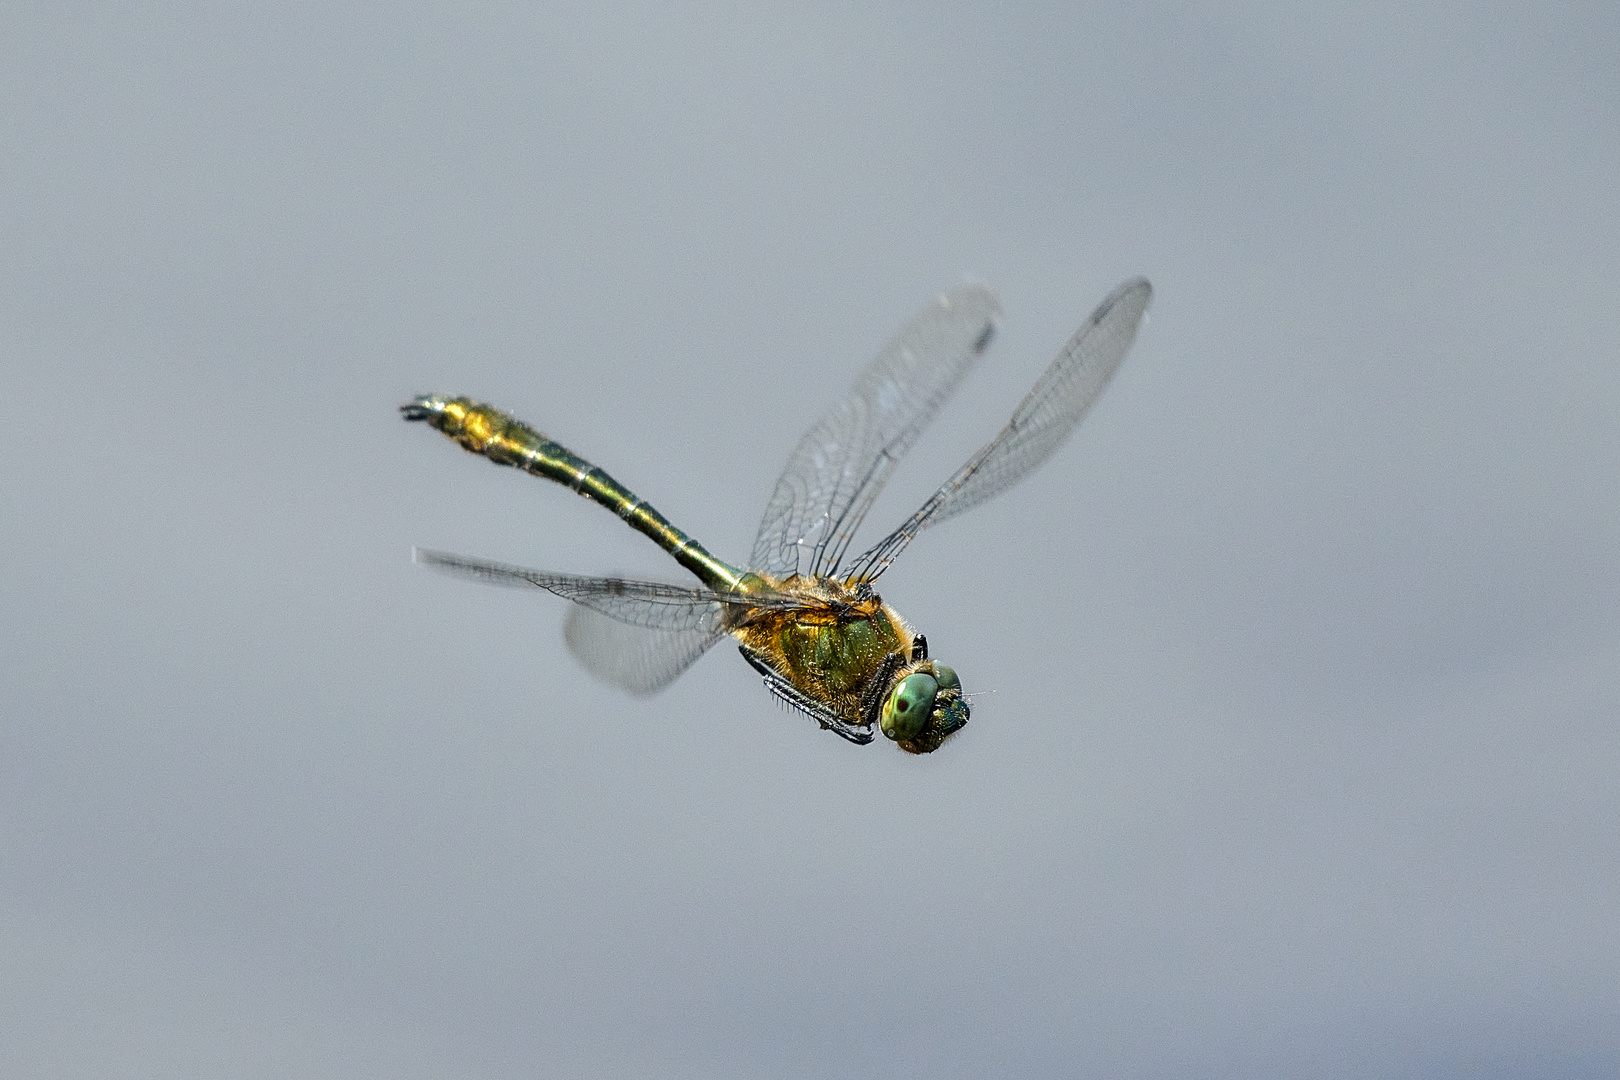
<box><xmin>413</xmin><ymin>548</ymin><xmax>799</xmax><ymax>631</ymax></box>
<box><xmin>845</xmin><ymin>278</ymin><xmax>1152</xmax><ymax>581</ymax></box>
<box><xmin>751</xmin><ymin>284</ymin><xmax>1001</xmax><ymax>579</ymax></box>
<box><xmin>563</xmin><ymin>605</ymin><xmax>724</xmax><ymax>695</ymax></box>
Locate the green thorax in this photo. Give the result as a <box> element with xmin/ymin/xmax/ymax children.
<box><xmin>777</xmin><ymin>604</ymin><xmax>904</xmax><ymax>696</ymax></box>
<box><xmin>732</xmin><ymin>576</ymin><xmax>913</xmax><ymax>720</ymax></box>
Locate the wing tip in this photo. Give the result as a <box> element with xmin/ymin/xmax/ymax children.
<box><xmin>938</xmin><ymin>279</ymin><xmax>1004</xmax><ymax>317</ymax></box>
<box><xmin>1117</xmin><ymin>275</ymin><xmax>1153</xmax><ymax>306</ymax></box>
<box><xmin>1091</xmin><ymin>276</ymin><xmax>1153</xmax><ymax>327</ymax></box>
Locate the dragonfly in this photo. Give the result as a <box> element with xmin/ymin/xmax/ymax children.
<box><xmin>403</xmin><ymin>276</ymin><xmax>1151</xmax><ymax>753</ymax></box>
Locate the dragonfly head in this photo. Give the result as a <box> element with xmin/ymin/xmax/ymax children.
<box><xmin>880</xmin><ymin>661</ymin><xmax>968</xmax><ymax>754</ymax></box>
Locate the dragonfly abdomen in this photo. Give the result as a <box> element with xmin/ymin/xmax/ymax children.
<box><xmin>402</xmin><ymin>395</ymin><xmax>743</xmax><ymax>593</ymax></box>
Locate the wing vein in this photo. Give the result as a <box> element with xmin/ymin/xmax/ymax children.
<box><xmin>844</xmin><ymin>277</ymin><xmax>1152</xmax><ymax>582</ymax></box>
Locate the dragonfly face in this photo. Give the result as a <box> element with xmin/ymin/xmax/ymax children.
<box><xmin>881</xmin><ymin>662</ymin><xmax>967</xmax><ymax>754</ymax></box>
<box><xmin>404</xmin><ymin>277</ymin><xmax>1150</xmax><ymax>752</ymax></box>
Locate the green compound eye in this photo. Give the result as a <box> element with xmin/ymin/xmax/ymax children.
<box><xmin>881</xmin><ymin>672</ymin><xmax>938</xmax><ymax>742</ymax></box>
<box><xmin>931</xmin><ymin>663</ymin><xmax>960</xmax><ymax>692</ymax></box>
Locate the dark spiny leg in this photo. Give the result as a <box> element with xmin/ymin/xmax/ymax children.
<box><xmin>737</xmin><ymin>646</ymin><xmax>875</xmax><ymax>745</ymax></box>
<box><xmin>859</xmin><ymin>651</ymin><xmax>907</xmax><ymax>730</ymax></box>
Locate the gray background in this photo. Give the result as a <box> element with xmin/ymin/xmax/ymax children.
<box><xmin>4</xmin><ymin>3</ymin><xmax>1617</xmax><ymax>1077</ymax></box>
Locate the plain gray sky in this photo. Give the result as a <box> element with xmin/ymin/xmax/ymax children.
<box><xmin>3</xmin><ymin>2</ymin><xmax>1618</xmax><ymax>1077</ymax></box>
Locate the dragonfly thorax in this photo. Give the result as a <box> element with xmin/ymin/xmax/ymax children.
<box><xmin>730</xmin><ymin>574</ymin><xmax>969</xmax><ymax>753</ymax></box>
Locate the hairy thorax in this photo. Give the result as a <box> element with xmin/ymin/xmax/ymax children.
<box><xmin>730</xmin><ymin>574</ymin><xmax>917</xmax><ymax>724</ymax></box>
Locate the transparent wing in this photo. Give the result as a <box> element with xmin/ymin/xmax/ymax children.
<box><xmin>413</xmin><ymin>548</ymin><xmax>800</xmax><ymax>631</ymax></box>
<box><xmin>751</xmin><ymin>283</ymin><xmax>1001</xmax><ymax>579</ymax></box>
<box><xmin>844</xmin><ymin>278</ymin><xmax>1152</xmax><ymax>582</ymax></box>
<box><xmin>563</xmin><ymin>605</ymin><xmax>724</xmax><ymax>695</ymax></box>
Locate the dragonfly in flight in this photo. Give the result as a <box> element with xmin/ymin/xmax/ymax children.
<box><xmin>403</xmin><ymin>277</ymin><xmax>1150</xmax><ymax>753</ymax></box>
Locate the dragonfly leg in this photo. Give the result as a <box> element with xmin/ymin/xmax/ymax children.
<box><xmin>857</xmin><ymin>652</ymin><xmax>907</xmax><ymax>730</ymax></box>
<box><xmin>819</xmin><ymin>717</ymin><xmax>877</xmax><ymax>745</ymax></box>
<box><xmin>737</xmin><ymin>645</ymin><xmax>875</xmax><ymax>745</ymax></box>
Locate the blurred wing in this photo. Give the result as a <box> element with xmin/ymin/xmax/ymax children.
<box><xmin>413</xmin><ymin>548</ymin><xmax>799</xmax><ymax>631</ymax></box>
<box><xmin>563</xmin><ymin>605</ymin><xmax>724</xmax><ymax>695</ymax></box>
<box><xmin>845</xmin><ymin>278</ymin><xmax>1152</xmax><ymax>582</ymax></box>
<box><xmin>751</xmin><ymin>284</ymin><xmax>1001</xmax><ymax>579</ymax></box>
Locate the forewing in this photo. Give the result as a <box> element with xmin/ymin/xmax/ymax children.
<box><xmin>751</xmin><ymin>284</ymin><xmax>1001</xmax><ymax>579</ymax></box>
<box><xmin>412</xmin><ymin>548</ymin><xmax>793</xmax><ymax>631</ymax></box>
<box><xmin>845</xmin><ymin>278</ymin><xmax>1151</xmax><ymax>581</ymax></box>
<box><xmin>563</xmin><ymin>605</ymin><xmax>723</xmax><ymax>695</ymax></box>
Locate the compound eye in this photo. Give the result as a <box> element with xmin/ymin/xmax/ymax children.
<box><xmin>931</xmin><ymin>663</ymin><xmax>960</xmax><ymax>692</ymax></box>
<box><xmin>880</xmin><ymin>672</ymin><xmax>938</xmax><ymax>742</ymax></box>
